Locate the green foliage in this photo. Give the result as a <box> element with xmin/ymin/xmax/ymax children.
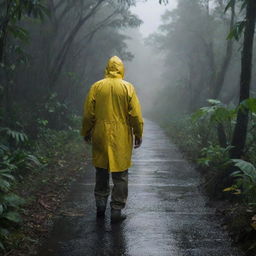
<box><xmin>197</xmin><ymin>144</ymin><xmax>232</xmax><ymax>169</ymax></box>
<box><xmin>191</xmin><ymin>99</ymin><xmax>236</xmax><ymax>147</ymax></box>
<box><xmin>230</xmin><ymin>159</ymin><xmax>256</xmax><ymax>204</ymax></box>
<box><xmin>163</xmin><ymin>99</ymin><xmax>256</xmax><ymax>168</ymax></box>
<box><xmin>0</xmin><ymin>128</ymin><xmax>28</xmax><ymax>144</ymax></box>
<box><xmin>160</xmin><ymin>115</ymin><xmax>208</xmax><ymax>159</ymax></box>
<box><xmin>44</xmin><ymin>93</ymin><xmax>67</xmax><ymax>114</ymax></box>
<box><xmin>0</xmin><ymin>112</ymin><xmax>84</xmax><ymax>251</ymax></box>
<box><xmin>1</xmin><ymin>0</ymin><xmax>48</xmax><ymax>25</ymax></box>
<box><xmin>192</xmin><ymin>99</ymin><xmax>236</xmax><ymax>124</ymax></box>
<box><xmin>36</xmin><ymin>115</ymin><xmax>82</xmax><ymax>160</ymax></box>
<box><xmin>37</xmin><ymin>119</ymin><xmax>48</xmax><ymax>127</ymax></box>
<box><xmin>227</xmin><ymin>21</ymin><xmax>246</xmax><ymax>41</ymax></box>
<box><xmin>237</xmin><ymin>98</ymin><xmax>256</xmax><ymax>160</ymax></box>
<box><xmin>225</xmin><ymin>0</ymin><xmax>249</xmax><ymax>41</ymax></box>
<box><xmin>8</xmin><ymin>26</ymin><xmax>29</xmax><ymax>43</ymax></box>
<box><xmin>0</xmin><ymin>0</ymin><xmax>48</xmax><ymax>64</ymax></box>
<box><xmin>240</xmin><ymin>98</ymin><xmax>256</xmax><ymax>113</ymax></box>
<box><xmin>161</xmin><ymin>99</ymin><xmax>256</xmax><ymax>203</ymax></box>
<box><xmin>0</xmin><ymin>158</ymin><xmax>23</xmax><ymax>250</ymax></box>
<box><xmin>0</xmin><ymin>0</ymin><xmax>142</xmax><ymax>252</ymax></box>
<box><xmin>0</xmin><ymin>127</ymin><xmax>41</xmax><ymax>251</ymax></box>
<box><xmin>40</xmin><ymin>93</ymin><xmax>70</xmax><ymax>130</ymax></box>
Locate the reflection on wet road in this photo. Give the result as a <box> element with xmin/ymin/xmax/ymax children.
<box><xmin>38</xmin><ymin>120</ymin><xmax>242</xmax><ymax>256</ymax></box>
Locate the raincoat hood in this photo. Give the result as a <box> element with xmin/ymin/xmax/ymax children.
<box><xmin>105</xmin><ymin>56</ymin><xmax>124</xmax><ymax>79</ymax></box>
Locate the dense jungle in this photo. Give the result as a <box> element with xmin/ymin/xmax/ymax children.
<box><xmin>0</xmin><ymin>0</ymin><xmax>256</xmax><ymax>255</ymax></box>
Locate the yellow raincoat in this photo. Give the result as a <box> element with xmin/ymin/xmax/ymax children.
<box><xmin>81</xmin><ymin>56</ymin><xmax>144</xmax><ymax>172</ymax></box>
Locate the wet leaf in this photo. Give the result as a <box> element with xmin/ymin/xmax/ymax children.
<box><xmin>223</xmin><ymin>186</ymin><xmax>236</xmax><ymax>192</ymax></box>
<box><xmin>0</xmin><ymin>241</ymin><xmax>5</xmax><ymax>250</ymax></box>
<box><xmin>3</xmin><ymin>211</ymin><xmax>22</xmax><ymax>223</ymax></box>
<box><xmin>0</xmin><ymin>204</ymin><xmax>3</xmax><ymax>215</ymax></box>
<box><xmin>232</xmin><ymin>189</ymin><xmax>241</xmax><ymax>195</ymax></box>
<box><xmin>251</xmin><ymin>222</ymin><xmax>256</xmax><ymax>230</ymax></box>
<box><xmin>60</xmin><ymin>210</ymin><xmax>85</xmax><ymax>217</ymax></box>
<box><xmin>0</xmin><ymin>228</ymin><xmax>9</xmax><ymax>237</ymax></box>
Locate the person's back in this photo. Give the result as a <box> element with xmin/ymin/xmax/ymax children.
<box><xmin>81</xmin><ymin>56</ymin><xmax>143</xmax><ymax>222</ymax></box>
<box><xmin>94</xmin><ymin>78</ymin><xmax>132</xmax><ymax>123</ymax></box>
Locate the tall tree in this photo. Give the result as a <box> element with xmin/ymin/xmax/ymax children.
<box><xmin>230</xmin><ymin>0</ymin><xmax>256</xmax><ymax>158</ymax></box>
<box><xmin>0</xmin><ymin>0</ymin><xmax>47</xmax><ymax>125</ymax></box>
<box><xmin>148</xmin><ymin>0</ymin><xmax>238</xmax><ymax>114</ymax></box>
<box><xmin>211</xmin><ymin>0</ymin><xmax>236</xmax><ymax>99</ymax></box>
<box><xmin>34</xmin><ymin>0</ymin><xmax>139</xmax><ymax>90</ymax></box>
<box><xmin>0</xmin><ymin>0</ymin><xmax>46</xmax><ymax>62</ymax></box>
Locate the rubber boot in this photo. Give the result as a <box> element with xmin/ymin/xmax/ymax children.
<box><xmin>111</xmin><ymin>209</ymin><xmax>126</xmax><ymax>223</ymax></box>
<box><xmin>96</xmin><ymin>199</ymin><xmax>107</xmax><ymax>218</ymax></box>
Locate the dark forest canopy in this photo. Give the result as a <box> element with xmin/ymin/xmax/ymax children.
<box><xmin>0</xmin><ymin>0</ymin><xmax>141</xmax><ymax>128</ymax></box>
<box><xmin>1</xmin><ymin>0</ymin><xmax>256</xmax><ymax>254</ymax></box>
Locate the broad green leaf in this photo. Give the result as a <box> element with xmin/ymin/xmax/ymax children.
<box><xmin>0</xmin><ymin>228</ymin><xmax>9</xmax><ymax>237</ymax></box>
<box><xmin>2</xmin><ymin>211</ymin><xmax>22</xmax><ymax>223</ymax></box>
<box><xmin>0</xmin><ymin>179</ymin><xmax>11</xmax><ymax>192</ymax></box>
<box><xmin>191</xmin><ymin>108</ymin><xmax>208</xmax><ymax>122</ymax></box>
<box><xmin>3</xmin><ymin>194</ymin><xmax>25</xmax><ymax>207</ymax></box>
<box><xmin>26</xmin><ymin>154</ymin><xmax>41</xmax><ymax>166</ymax></box>
<box><xmin>0</xmin><ymin>241</ymin><xmax>5</xmax><ymax>250</ymax></box>
<box><xmin>0</xmin><ymin>169</ymin><xmax>12</xmax><ymax>174</ymax></box>
<box><xmin>8</xmin><ymin>25</ymin><xmax>29</xmax><ymax>42</ymax></box>
<box><xmin>0</xmin><ymin>174</ymin><xmax>15</xmax><ymax>181</ymax></box>
<box><xmin>227</xmin><ymin>21</ymin><xmax>246</xmax><ymax>41</ymax></box>
<box><xmin>0</xmin><ymin>204</ymin><xmax>3</xmax><ymax>215</ymax></box>
<box><xmin>232</xmin><ymin>159</ymin><xmax>256</xmax><ymax>182</ymax></box>
<box><xmin>240</xmin><ymin>98</ymin><xmax>256</xmax><ymax>113</ymax></box>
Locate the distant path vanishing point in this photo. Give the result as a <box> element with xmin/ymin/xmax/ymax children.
<box><xmin>38</xmin><ymin>119</ymin><xmax>242</xmax><ymax>256</ymax></box>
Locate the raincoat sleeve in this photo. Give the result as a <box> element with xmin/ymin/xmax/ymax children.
<box><xmin>128</xmin><ymin>88</ymin><xmax>144</xmax><ymax>138</ymax></box>
<box><xmin>81</xmin><ymin>86</ymin><xmax>96</xmax><ymax>137</ymax></box>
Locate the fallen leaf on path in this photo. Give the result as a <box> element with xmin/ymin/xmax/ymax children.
<box><xmin>251</xmin><ymin>223</ymin><xmax>256</xmax><ymax>230</ymax></box>
<box><xmin>251</xmin><ymin>215</ymin><xmax>256</xmax><ymax>230</ymax></box>
<box><xmin>60</xmin><ymin>210</ymin><xmax>85</xmax><ymax>217</ymax></box>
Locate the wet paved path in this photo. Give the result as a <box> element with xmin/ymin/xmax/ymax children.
<box><xmin>38</xmin><ymin>120</ymin><xmax>242</xmax><ymax>256</ymax></box>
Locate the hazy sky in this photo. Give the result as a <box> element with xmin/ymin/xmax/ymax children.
<box><xmin>130</xmin><ymin>0</ymin><xmax>177</xmax><ymax>37</ymax></box>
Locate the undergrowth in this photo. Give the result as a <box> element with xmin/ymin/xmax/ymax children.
<box><xmin>155</xmin><ymin>98</ymin><xmax>256</xmax><ymax>254</ymax></box>
<box><xmin>0</xmin><ymin>113</ymin><xmax>87</xmax><ymax>252</ymax></box>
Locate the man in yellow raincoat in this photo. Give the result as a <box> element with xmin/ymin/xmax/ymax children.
<box><xmin>81</xmin><ymin>56</ymin><xmax>143</xmax><ymax>222</ymax></box>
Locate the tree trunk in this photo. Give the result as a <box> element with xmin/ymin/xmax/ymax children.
<box><xmin>0</xmin><ymin>1</ymin><xmax>12</xmax><ymax>126</ymax></box>
<box><xmin>212</xmin><ymin>1</ymin><xmax>235</xmax><ymax>99</ymax></box>
<box><xmin>230</xmin><ymin>0</ymin><xmax>256</xmax><ymax>158</ymax></box>
<box><xmin>0</xmin><ymin>1</ymin><xmax>12</xmax><ymax>63</ymax></box>
<box><xmin>0</xmin><ymin>28</ymin><xmax>7</xmax><ymax>62</ymax></box>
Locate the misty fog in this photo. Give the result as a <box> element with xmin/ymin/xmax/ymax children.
<box><xmin>1</xmin><ymin>0</ymin><xmax>256</xmax><ymax>254</ymax></box>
